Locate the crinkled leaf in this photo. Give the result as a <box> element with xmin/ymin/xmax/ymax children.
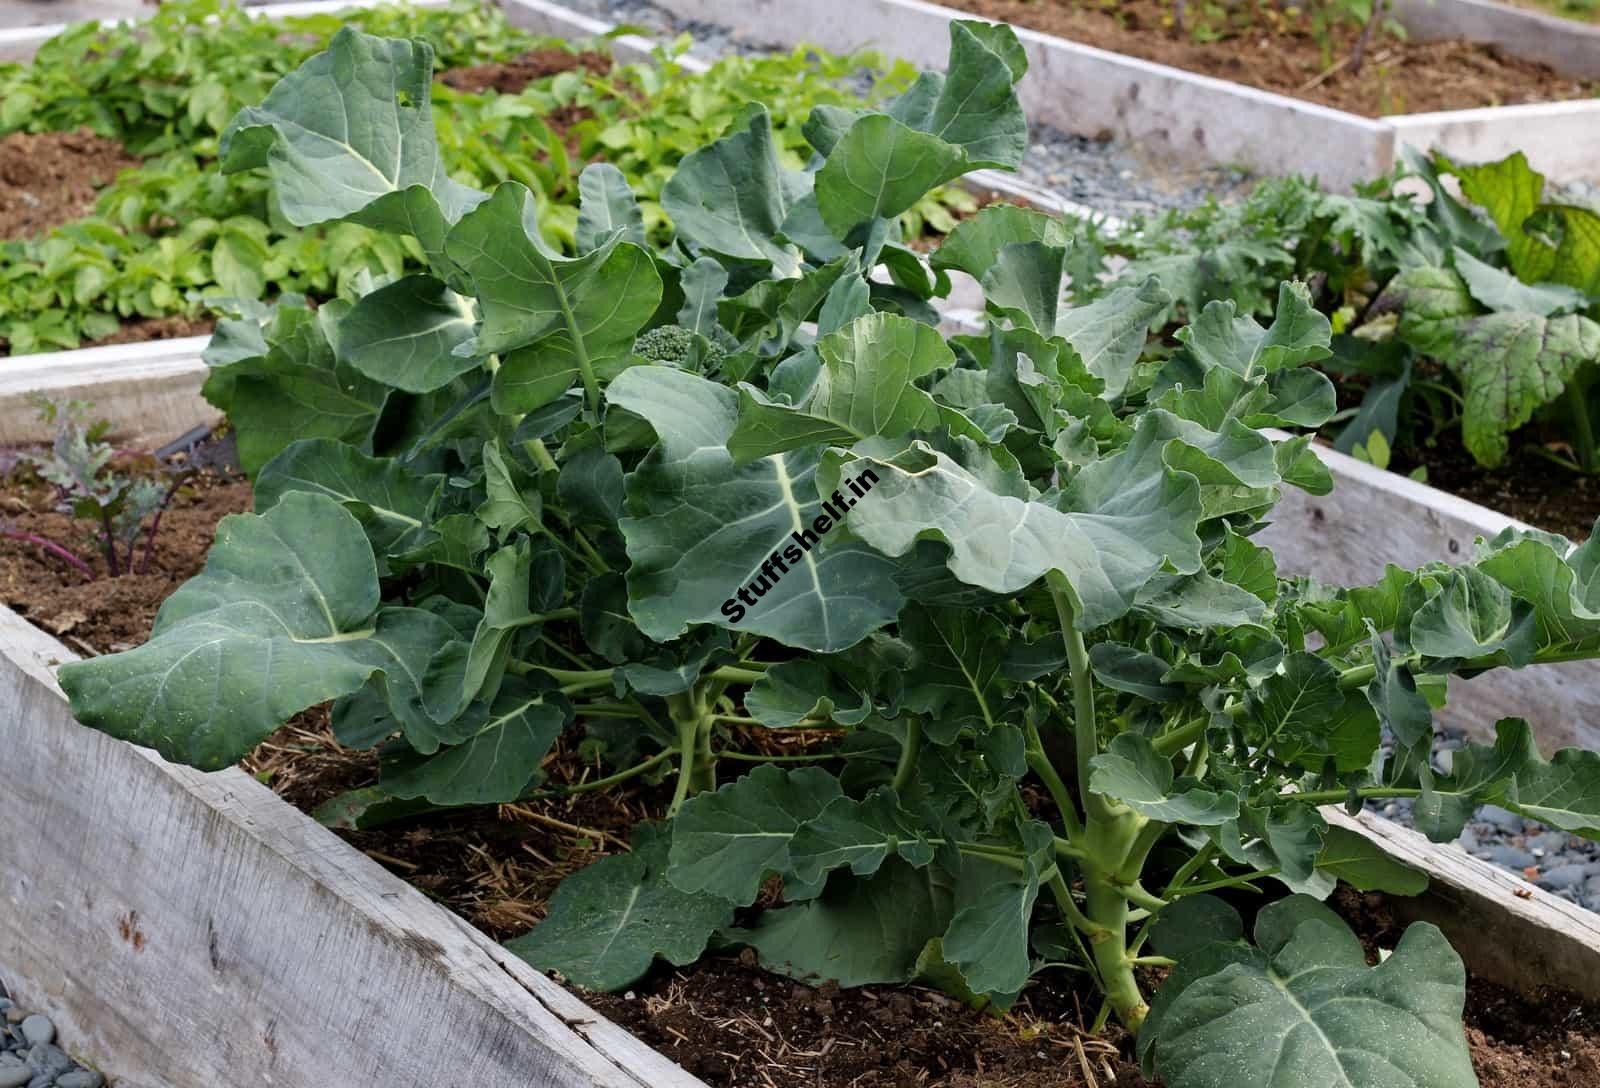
<box><xmin>333</xmin><ymin>274</ymin><xmax>480</xmax><ymax>393</ymax></box>
<box><xmin>507</xmin><ymin>822</ymin><xmax>734</xmax><ymax>991</ymax></box>
<box><xmin>1089</xmin><ymin>734</ymin><xmax>1239</xmax><ymax>825</ymax></box>
<box><xmin>788</xmin><ymin>788</ymin><xmax>936</xmax><ymax>884</ymax></box>
<box><xmin>254</xmin><ymin>438</ymin><xmax>441</xmax><ymax>558</ymax></box>
<box><xmin>446</xmin><ymin>183</ymin><xmax>663</xmax><ymax>413</ymax></box>
<box><xmin>576</xmin><ymin>162</ymin><xmax>645</xmax><ymax>253</ymax></box>
<box><xmin>611</xmin><ymin>366</ymin><xmax>903</xmax><ymax>652</ymax></box>
<box><xmin>663</xmin><ymin>105</ymin><xmax>801</xmax><ymax>273</ymax></box>
<box><xmin>666</xmin><ymin>765</ymin><xmax>844</xmax><ymax>905</ymax></box>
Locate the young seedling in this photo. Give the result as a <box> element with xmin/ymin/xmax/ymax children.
<box><xmin>22</xmin><ymin>400</ymin><xmax>187</xmax><ymax>578</ymax></box>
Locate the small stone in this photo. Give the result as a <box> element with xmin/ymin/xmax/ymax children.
<box><xmin>1479</xmin><ymin>805</ymin><xmax>1524</xmax><ymax>833</ymax></box>
<box><xmin>23</xmin><ymin>1074</ymin><xmax>49</xmax><ymax>1088</ymax></box>
<box><xmin>0</xmin><ymin>1068</ymin><xmax>29</xmax><ymax>1088</ymax></box>
<box><xmin>3</xmin><ymin>1010</ymin><xmax>22</xmax><ymax>1025</ymax></box>
<box><xmin>56</xmin><ymin>1071</ymin><xmax>105</xmax><ymax>1088</ymax></box>
<box><xmin>1484</xmin><ymin>845</ymin><xmax>1536</xmax><ymax>870</ymax></box>
<box><xmin>26</xmin><ymin>1044</ymin><xmax>69</xmax><ymax>1076</ymax></box>
<box><xmin>1456</xmin><ymin>829</ymin><xmax>1479</xmax><ymax>852</ymax></box>
<box><xmin>16</xmin><ymin>1020</ymin><xmax>50</xmax><ymax>1049</ymax></box>
<box><xmin>1539</xmin><ymin>864</ymin><xmax>1590</xmax><ymax>891</ymax></box>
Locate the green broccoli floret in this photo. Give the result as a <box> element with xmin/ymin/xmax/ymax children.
<box><xmin>633</xmin><ymin>324</ymin><xmax>726</xmax><ymax>369</ymax></box>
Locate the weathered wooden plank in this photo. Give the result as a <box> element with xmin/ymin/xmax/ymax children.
<box><xmin>1390</xmin><ymin>0</ymin><xmax>1600</xmax><ymax>79</ymax></box>
<box><xmin>648</xmin><ymin>0</ymin><xmax>1394</xmax><ymax>189</ymax></box>
<box><xmin>1325</xmin><ymin>808</ymin><xmax>1600</xmax><ymax>1003</ymax></box>
<box><xmin>0</xmin><ymin>338</ymin><xmax>213</xmax><ymax>449</ymax></box>
<box><xmin>1258</xmin><ymin>435</ymin><xmax>1600</xmax><ymax>750</ymax></box>
<box><xmin>0</xmin><ymin>607</ymin><xmax>707</xmax><ymax>1088</ymax></box>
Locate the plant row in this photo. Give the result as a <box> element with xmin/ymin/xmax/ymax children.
<box><xmin>1079</xmin><ymin>155</ymin><xmax>1600</xmax><ymax>477</ymax></box>
<box><xmin>0</xmin><ymin>0</ymin><xmax>966</xmax><ymax>353</ymax></box>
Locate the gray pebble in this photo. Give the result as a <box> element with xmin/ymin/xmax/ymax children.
<box><xmin>1479</xmin><ymin>805</ymin><xmax>1525</xmax><ymax>833</ymax></box>
<box><xmin>0</xmin><ymin>1067</ymin><xmax>27</xmax><ymax>1088</ymax></box>
<box><xmin>1456</xmin><ymin>829</ymin><xmax>1478</xmax><ymax>852</ymax></box>
<box><xmin>23</xmin><ymin>1074</ymin><xmax>49</xmax><ymax>1088</ymax></box>
<box><xmin>1539</xmin><ymin>864</ymin><xmax>1592</xmax><ymax>891</ymax></box>
<box><xmin>1484</xmin><ymin>845</ymin><xmax>1537</xmax><ymax>870</ymax></box>
<box><xmin>26</xmin><ymin>1044</ymin><xmax>69</xmax><ymax>1076</ymax></box>
<box><xmin>56</xmin><ymin>1072</ymin><xmax>105</xmax><ymax>1088</ymax></box>
<box><xmin>16</xmin><ymin>1021</ymin><xmax>50</xmax><ymax>1049</ymax></box>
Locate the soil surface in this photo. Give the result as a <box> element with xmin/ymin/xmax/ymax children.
<box><xmin>1395</xmin><ymin>441</ymin><xmax>1599</xmax><ymax>541</ymax></box>
<box><xmin>436</xmin><ymin>47</ymin><xmax>611</xmax><ymax>95</ymax></box>
<box><xmin>0</xmin><ymin>128</ymin><xmax>139</xmax><ymax>242</ymax></box>
<box><xmin>7</xmin><ymin>441</ymin><xmax>1600</xmax><ymax>1087</ymax></box>
<box><xmin>0</xmin><ymin>464</ymin><xmax>250</xmax><ymax>654</ymax></box>
<box><xmin>82</xmin><ymin>314</ymin><xmax>218</xmax><ymax>349</ymax></box>
<box><xmin>939</xmin><ymin>0</ymin><xmax>1593</xmax><ymax>116</ymax></box>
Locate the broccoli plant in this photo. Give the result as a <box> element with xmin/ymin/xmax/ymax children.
<box><xmin>58</xmin><ymin>23</ymin><xmax>1600</xmax><ymax>1087</ymax></box>
<box><xmin>6</xmin><ymin>400</ymin><xmax>186</xmax><ymax>579</ymax></box>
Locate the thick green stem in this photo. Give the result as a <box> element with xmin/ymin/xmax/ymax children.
<box><xmin>891</xmin><ymin>718</ymin><xmax>924</xmax><ymax>792</ymax></box>
<box><xmin>666</xmin><ymin>689</ymin><xmax>716</xmax><ymax>814</ymax></box>
<box><xmin>1282</xmin><ymin>785</ymin><xmax>1421</xmax><ymax>806</ymax></box>
<box><xmin>525</xmin><ymin>438</ymin><xmax>560</xmax><ymax>473</ymax></box>
<box><xmin>1025</xmin><ymin>718</ymin><xmax>1083</xmax><ymax>837</ymax></box>
<box><xmin>1084</xmin><ymin>870</ymin><xmax>1150</xmax><ymax>1031</ymax></box>
<box><xmin>1568</xmin><ymin>371</ymin><xmax>1599</xmax><ymax>473</ymax></box>
<box><xmin>1046</xmin><ymin>572</ymin><xmax>1111</xmax><ymax>824</ymax></box>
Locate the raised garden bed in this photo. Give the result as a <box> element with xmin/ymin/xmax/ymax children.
<box><xmin>648</xmin><ymin>0</ymin><xmax>1600</xmax><ymax>187</ymax></box>
<box><xmin>1389</xmin><ymin>0</ymin><xmax>1600</xmax><ymax>78</ymax></box>
<box><xmin>11</xmin><ymin>6</ymin><xmax>1600</xmax><ymax>1088</ymax></box>
<box><xmin>4</xmin><ymin>431</ymin><xmax>1600</xmax><ymax>1087</ymax></box>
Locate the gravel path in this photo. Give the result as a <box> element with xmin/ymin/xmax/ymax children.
<box><xmin>0</xmin><ymin>981</ymin><xmax>105</xmax><ymax>1088</ymax></box>
<box><xmin>1369</xmin><ymin>729</ymin><xmax>1600</xmax><ymax>912</ymax></box>
<box><xmin>554</xmin><ymin>0</ymin><xmax>1255</xmax><ymax>219</ymax></box>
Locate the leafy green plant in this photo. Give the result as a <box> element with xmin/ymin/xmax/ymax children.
<box><xmin>0</xmin><ymin>2</ymin><xmax>969</xmax><ymax>354</ymax></box>
<box><xmin>1085</xmin><ymin>149</ymin><xmax>1600</xmax><ymax>477</ymax></box>
<box><xmin>59</xmin><ymin>22</ymin><xmax>1600</xmax><ymax>1086</ymax></box>
<box><xmin>3</xmin><ymin>400</ymin><xmax>184</xmax><ymax>578</ymax></box>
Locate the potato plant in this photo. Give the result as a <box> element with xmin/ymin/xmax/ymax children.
<box><xmin>59</xmin><ymin>22</ymin><xmax>1600</xmax><ymax>1087</ymax></box>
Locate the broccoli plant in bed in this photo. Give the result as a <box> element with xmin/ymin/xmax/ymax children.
<box><xmin>58</xmin><ymin>22</ymin><xmax>1600</xmax><ymax>1088</ymax></box>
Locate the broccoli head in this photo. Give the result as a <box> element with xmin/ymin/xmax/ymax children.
<box><xmin>633</xmin><ymin>324</ymin><xmax>726</xmax><ymax>369</ymax></box>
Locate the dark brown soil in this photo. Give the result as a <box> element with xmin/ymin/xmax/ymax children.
<box><xmin>10</xmin><ymin>452</ymin><xmax>1600</xmax><ymax>1088</ymax></box>
<box><xmin>1395</xmin><ymin>442</ymin><xmax>1599</xmax><ymax>542</ymax></box>
<box><xmin>0</xmin><ymin>468</ymin><xmax>250</xmax><ymax>654</ymax></box>
<box><xmin>0</xmin><ymin>128</ymin><xmax>139</xmax><ymax>241</ymax></box>
<box><xmin>940</xmin><ymin>0</ymin><xmax>1593</xmax><ymax>116</ymax></box>
<box><xmin>436</xmin><ymin>48</ymin><xmax>611</xmax><ymax>96</ymax></box>
<box><xmin>83</xmin><ymin>313</ymin><xmax>217</xmax><ymax>349</ymax></box>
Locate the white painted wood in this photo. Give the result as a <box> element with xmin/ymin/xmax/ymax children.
<box><xmin>1258</xmin><ymin>434</ymin><xmax>1600</xmax><ymax>749</ymax></box>
<box><xmin>1390</xmin><ymin>0</ymin><xmax>1600</xmax><ymax>79</ymax></box>
<box><xmin>0</xmin><ymin>338</ymin><xmax>213</xmax><ymax>448</ymax></box>
<box><xmin>0</xmin><ymin>605</ymin><xmax>707</xmax><ymax>1088</ymax></box>
<box><xmin>651</xmin><ymin>0</ymin><xmax>1393</xmax><ymax>189</ymax></box>
<box><xmin>1325</xmin><ymin>807</ymin><xmax>1600</xmax><ymax>1002</ymax></box>
<box><xmin>1390</xmin><ymin>99</ymin><xmax>1600</xmax><ymax>185</ymax></box>
<box><xmin>650</xmin><ymin>0</ymin><xmax>1600</xmax><ymax>184</ymax></box>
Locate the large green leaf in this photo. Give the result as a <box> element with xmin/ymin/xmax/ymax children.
<box><xmin>58</xmin><ymin>493</ymin><xmax>438</xmax><ymax>769</ymax></box>
<box><xmin>381</xmin><ymin>676</ymin><xmax>572</xmax><ymax>805</ymax></box>
<box><xmin>1089</xmin><ymin>734</ymin><xmax>1239</xmax><ymax>824</ymax></box>
<box><xmin>445</xmin><ymin>183</ymin><xmax>663</xmax><ymax>413</ymax></box>
<box><xmin>728</xmin><ymin>312</ymin><xmax>957</xmax><ymax>463</ymax></box>
<box><xmin>1314</xmin><ymin>826</ymin><xmax>1428</xmax><ymax>895</ymax></box>
<box><xmin>1177</xmin><ymin>281</ymin><xmax>1333</xmax><ymax>377</ymax></box>
<box><xmin>941</xmin><ymin>873</ymin><xmax>1038</xmax><ymax>997</ymax></box>
<box><xmin>1142</xmin><ymin>896</ymin><xmax>1475</xmax><ymax>1088</ymax></box>
<box><xmin>1393</xmin><ymin>265</ymin><xmax>1600</xmax><ymax>467</ymax></box>
<box><xmin>931</xmin><ymin>205</ymin><xmax>1070</xmax><ymax>281</ymax></box>
<box><xmin>662</xmin><ymin>105</ymin><xmax>801</xmax><ymax>273</ymax></box>
<box><xmin>333</xmin><ymin>274</ymin><xmax>481</xmax><ymax>393</ymax></box>
<box><xmin>787</xmin><ymin>788</ymin><xmax>936</xmax><ymax>884</ymax></box>
<box><xmin>576</xmin><ymin>162</ymin><xmax>645</xmax><ymax>253</ymax></box>
<box><xmin>507</xmin><ymin>822</ymin><xmax>734</xmax><ymax>991</ymax></box>
<box><xmin>827</xmin><ymin>422</ymin><xmax>1201</xmax><ymax>627</ymax></box>
<box><xmin>610</xmin><ymin>366</ymin><xmax>904</xmax><ymax>652</ymax></box>
<box><xmin>1246</xmin><ymin>652</ymin><xmax>1379</xmax><ymax>773</ymax></box>
<box><xmin>741</xmin><ymin>859</ymin><xmax>955</xmax><ymax>987</ymax></box>
<box><xmin>666</xmin><ymin>764</ymin><xmax>843</xmax><ymax>905</ymax></box>
<box><xmin>814</xmin><ymin>114</ymin><xmax>966</xmax><ymax>237</ymax></box>
<box><xmin>254</xmin><ymin>438</ymin><xmax>441</xmax><ymax>559</ymax></box>
<box><xmin>886</xmin><ymin>20</ymin><xmax>1028</xmax><ymax>170</ymax></box>
<box><xmin>1054</xmin><ymin>276</ymin><xmax>1171</xmax><ymax>399</ymax></box>
<box><xmin>219</xmin><ymin>28</ymin><xmax>482</xmax><ymax>248</ymax></box>
<box><xmin>896</xmin><ymin>604</ymin><xmax>1009</xmax><ymax>742</ymax></box>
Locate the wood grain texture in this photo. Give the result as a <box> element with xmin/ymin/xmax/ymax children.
<box><xmin>0</xmin><ymin>606</ymin><xmax>707</xmax><ymax>1088</ymax></box>
<box><xmin>1259</xmin><ymin>435</ymin><xmax>1600</xmax><ymax>749</ymax></box>
<box><xmin>1325</xmin><ymin>808</ymin><xmax>1600</xmax><ymax>1002</ymax></box>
